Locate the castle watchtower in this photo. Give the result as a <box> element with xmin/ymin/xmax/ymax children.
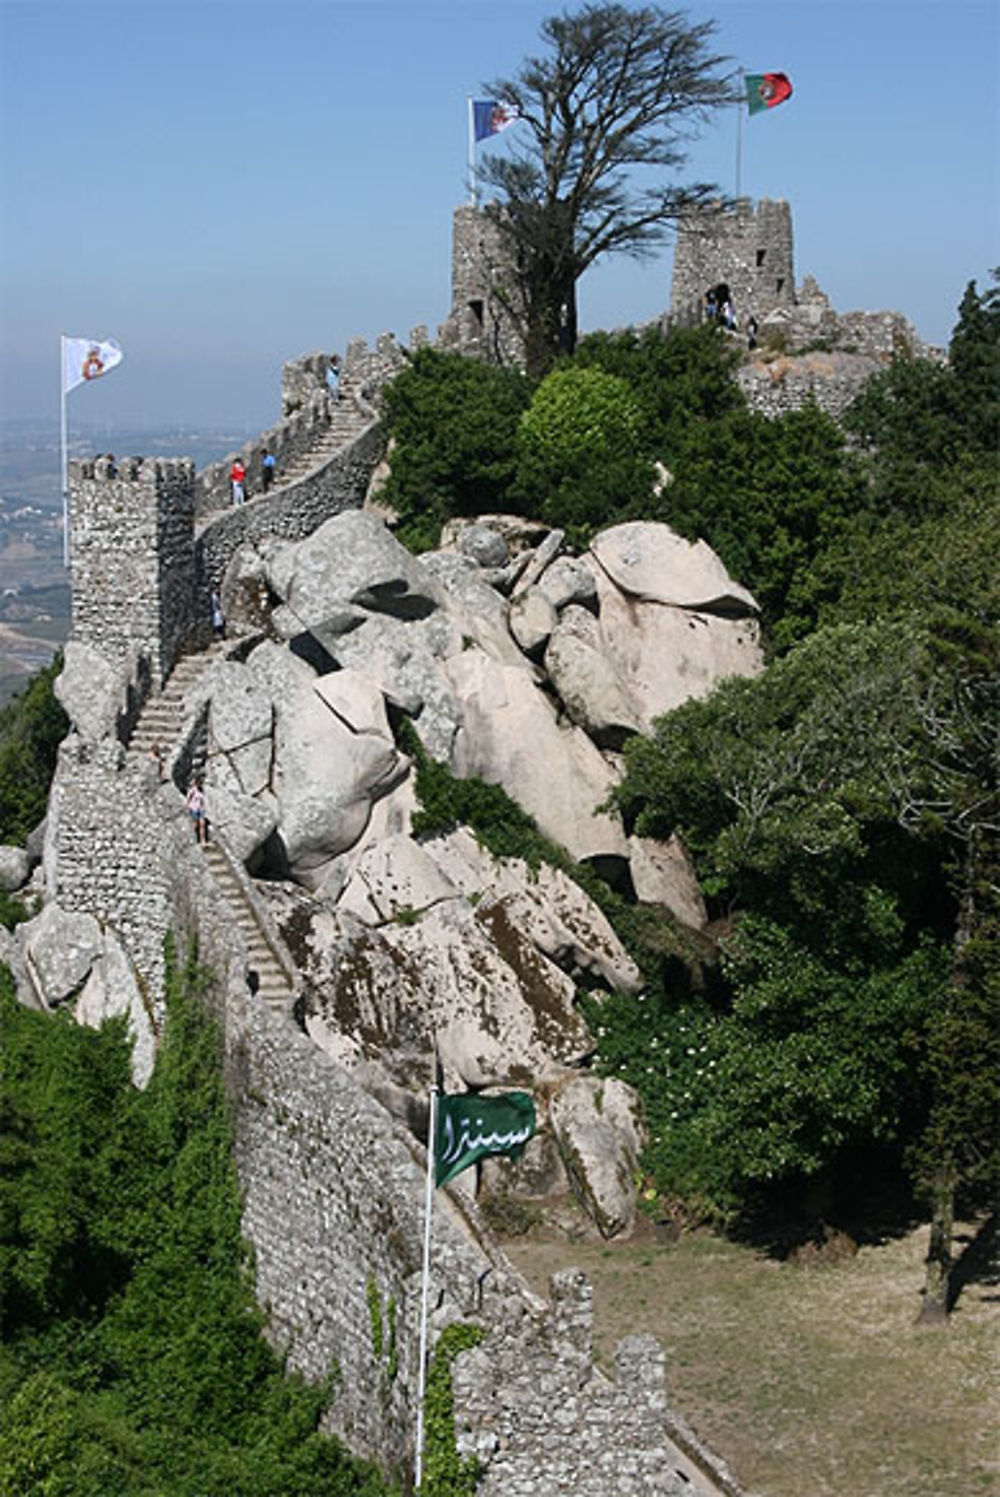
<box><xmin>670</xmin><ymin>196</ymin><xmax>795</xmax><ymax>325</ymax></box>
<box><xmin>438</xmin><ymin>204</ymin><xmax>526</xmax><ymax>366</ymax></box>
<box><xmin>67</xmin><ymin>455</ymin><xmax>198</xmax><ymax>690</ymax></box>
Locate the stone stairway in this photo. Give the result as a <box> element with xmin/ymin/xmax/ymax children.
<box><xmin>202</xmin><ymin>842</ymin><xmax>297</xmax><ymax>1015</ymax></box>
<box><xmin>272</xmin><ymin>393</ymin><xmax>372</xmax><ymax>489</ymax></box>
<box><xmin>128</xmin><ymin>646</ymin><xmax>219</xmax><ymax>764</ymax></box>
<box><xmin>127</xmin><ymin>645</ymin><xmax>297</xmax><ymax>1018</ymax></box>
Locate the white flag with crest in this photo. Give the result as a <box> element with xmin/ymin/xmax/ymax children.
<box><xmin>62</xmin><ymin>336</ymin><xmax>123</xmax><ymax>395</ymax></box>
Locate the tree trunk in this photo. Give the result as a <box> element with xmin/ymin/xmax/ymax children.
<box><xmin>919</xmin><ymin>1159</ymin><xmax>956</xmax><ymax>1323</ymax></box>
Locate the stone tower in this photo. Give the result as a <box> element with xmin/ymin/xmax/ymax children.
<box><xmin>67</xmin><ymin>454</ymin><xmax>198</xmax><ymax>690</ymax></box>
<box><xmin>670</xmin><ymin>196</ymin><xmax>795</xmax><ymax>325</ymax></box>
<box><xmin>438</xmin><ymin>204</ymin><xmax>526</xmax><ymax>366</ymax></box>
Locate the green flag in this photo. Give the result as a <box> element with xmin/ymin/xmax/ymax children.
<box><xmin>745</xmin><ymin>71</ymin><xmax>793</xmax><ymax>115</ymax></box>
<box><xmin>434</xmin><ymin>1091</ymin><xmax>536</xmax><ymax>1188</ymax></box>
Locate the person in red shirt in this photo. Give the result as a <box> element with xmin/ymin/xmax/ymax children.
<box><xmin>230</xmin><ymin>459</ymin><xmax>246</xmax><ymax>506</ymax></box>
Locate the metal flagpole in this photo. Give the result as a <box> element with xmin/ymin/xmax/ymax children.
<box><xmin>736</xmin><ymin>68</ymin><xmax>745</xmax><ymax>200</ymax></box>
<box><xmin>60</xmin><ymin>336</ymin><xmax>70</xmax><ymax>569</ymax></box>
<box><xmin>467</xmin><ymin>96</ymin><xmax>477</xmax><ymax>206</ymax></box>
<box><xmin>414</xmin><ymin>1084</ymin><xmax>439</xmax><ymax>1490</ymax></box>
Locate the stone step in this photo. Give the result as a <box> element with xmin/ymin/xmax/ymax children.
<box><xmin>201</xmin><ymin>846</ymin><xmax>295</xmax><ymax>1009</ymax></box>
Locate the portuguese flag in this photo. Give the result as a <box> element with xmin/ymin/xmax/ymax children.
<box><xmin>434</xmin><ymin>1090</ymin><xmax>536</xmax><ymax>1188</ymax></box>
<box><xmin>746</xmin><ymin>72</ymin><xmax>793</xmax><ymax>115</ymax></box>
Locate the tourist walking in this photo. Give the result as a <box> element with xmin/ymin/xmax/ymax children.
<box><xmin>229</xmin><ymin>458</ymin><xmax>246</xmax><ymax>505</ymax></box>
<box><xmin>211</xmin><ymin>589</ymin><xmax>225</xmax><ymax>641</ymax></box>
<box><xmin>326</xmin><ymin>355</ymin><xmax>341</xmax><ymax>402</ymax></box>
<box><xmin>260</xmin><ymin>448</ymin><xmax>276</xmax><ymax>493</ymax></box>
<box><xmin>185</xmin><ymin>779</ymin><xmax>208</xmax><ymax>845</ymax></box>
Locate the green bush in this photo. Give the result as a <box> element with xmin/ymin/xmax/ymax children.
<box><xmin>513</xmin><ymin>364</ymin><xmax>652</xmax><ymax>540</ymax></box>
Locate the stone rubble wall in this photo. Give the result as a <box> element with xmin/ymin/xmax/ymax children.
<box><xmin>454</xmin><ymin>1269</ymin><xmax>695</xmax><ymax>1496</ymax></box>
<box><xmin>45</xmin><ymin>736</ymin><xmax>177</xmax><ymax>1011</ymax></box>
<box><xmin>438</xmin><ymin>204</ymin><xmax>526</xmax><ymax>366</ymax></box>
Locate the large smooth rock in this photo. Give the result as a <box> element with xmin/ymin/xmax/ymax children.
<box><xmin>206</xmin><ymin>780</ymin><xmax>279</xmax><ymax>866</ymax></box>
<box><xmin>313</xmin><ymin>668</ymin><xmax>392</xmax><ymax>737</ymax></box>
<box><xmin>286</xmin><ymin>511</ymin><xmax>442</xmax><ymax>628</ymax></box>
<box><xmin>421</xmin><ymin>829</ymin><xmax>642</xmax><ymax>995</ymax></box>
<box><xmin>536</xmin><ymin>555</ymin><xmax>598</xmax><ymax>613</ymax></box>
<box><xmin>417</xmin><ymin>552</ymin><xmax>524</xmax><ymax>667</ymax></box>
<box><xmin>75</xmin><ymin>930</ymin><xmax>157</xmax><ymax>1088</ymax></box>
<box><xmin>0</xmin><ymin>845</ymin><xmax>30</xmax><ymax>893</ymax></box>
<box><xmin>628</xmin><ymin>834</ymin><xmax>707</xmax><ymax>930</ymax></box>
<box><xmin>329</xmin><ymin>611</ymin><xmax>466</xmax><ymax>761</ymax></box>
<box><xmin>543</xmin><ymin>605</ymin><xmax>643</xmax><ymax>748</ymax></box>
<box><xmin>208</xmin><ymin>661</ymin><xmax>273</xmax><ymax>752</ymax></box>
<box><xmin>509</xmin><ymin>588</ymin><xmax>557</xmax><ymax>659</ymax></box>
<box><xmin>456</xmin><ymin>523</ymin><xmax>510</xmax><ymax>569</ymax></box>
<box><xmin>589</xmin><ymin>561</ymin><xmax>764</xmax><ymax>728</ymax></box>
<box><xmin>301</xmin><ymin>899</ymin><xmax>592</xmax><ymax>1090</ymax></box>
<box><xmin>272</xmin><ymin>682</ymin><xmax>407</xmax><ymax>884</ymax></box>
<box><xmin>446</xmin><ymin>651</ymin><xmax>628</xmax><ymax>862</ymax></box>
<box><xmin>54</xmin><ymin>641</ymin><xmax>122</xmax><ymax>743</ymax></box>
<box><xmin>336</xmin><ymin>833</ymin><xmax>459</xmax><ymax>924</ymax></box>
<box><xmin>590</xmin><ymin>521</ymin><xmax>759</xmax><ymax>617</ymax></box>
<box><xmin>19</xmin><ymin>902</ymin><xmax>104</xmax><ymax>1006</ymax></box>
<box><xmin>549</xmin><ymin>1075</ymin><xmax>645</xmax><ymax>1238</ymax></box>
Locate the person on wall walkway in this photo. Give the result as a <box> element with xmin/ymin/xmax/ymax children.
<box><xmin>229</xmin><ymin>458</ymin><xmax>246</xmax><ymax>505</ymax></box>
<box><xmin>185</xmin><ymin>779</ymin><xmax>209</xmax><ymax>845</ymax></box>
<box><xmin>260</xmin><ymin>448</ymin><xmax>276</xmax><ymax>493</ymax></box>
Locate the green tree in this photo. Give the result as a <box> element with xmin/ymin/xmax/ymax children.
<box><xmin>479</xmin><ymin>3</ymin><xmax>732</xmax><ymax>376</ymax></box>
<box><xmin>610</xmin><ymin>619</ymin><xmax>998</xmax><ymax>1265</ymax></box>
<box><xmin>0</xmin><ymin>658</ymin><xmax>69</xmax><ymax>845</ymax></box>
<box><xmin>0</xmin><ymin>948</ymin><xmax>394</xmax><ymax>1495</ymax></box>
<box><xmin>947</xmin><ymin>272</ymin><xmax>1000</xmax><ymax>456</ymax></box>
<box><xmin>380</xmin><ymin>347</ymin><xmax>530</xmax><ymax>550</ymax></box>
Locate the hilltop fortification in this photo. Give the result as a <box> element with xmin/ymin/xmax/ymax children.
<box><xmin>13</xmin><ymin>192</ymin><xmax>937</xmax><ymax>1495</ymax></box>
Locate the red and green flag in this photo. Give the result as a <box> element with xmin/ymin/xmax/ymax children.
<box><xmin>434</xmin><ymin>1090</ymin><xmax>536</xmax><ymax>1187</ymax></box>
<box><xmin>746</xmin><ymin>72</ymin><xmax>793</xmax><ymax>115</ymax></box>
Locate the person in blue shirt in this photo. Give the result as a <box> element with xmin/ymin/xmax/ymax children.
<box><xmin>326</xmin><ymin>355</ymin><xmax>341</xmax><ymax>401</ymax></box>
<box><xmin>260</xmin><ymin>448</ymin><xmax>276</xmax><ymax>493</ymax></box>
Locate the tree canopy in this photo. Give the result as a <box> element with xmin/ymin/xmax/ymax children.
<box><xmin>479</xmin><ymin>3</ymin><xmax>733</xmax><ymax>375</ymax></box>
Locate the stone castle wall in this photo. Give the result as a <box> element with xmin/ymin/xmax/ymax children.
<box><xmin>160</xmin><ymin>820</ymin><xmax>697</xmax><ymax>1490</ymax></box>
<box><xmin>196</xmin><ymin>422</ymin><xmax>386</xmax><ymax>592</ymax></box>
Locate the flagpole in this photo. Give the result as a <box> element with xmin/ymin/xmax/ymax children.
<box><xmin>60</xmin><ymin>337</ymin><xmax>70</xmax><ymax>569</ymax></box>
<box><xmin>414</xmin><ymin>1084</ymin><xmax>439</xmax><ymax>1491</ymax></box>
<box><xmin>467</xmin><ymin>96</ymin><xmax>476</xmax><ymax>206</ymax></box>
<box><xmin>736</xmin><ymin>67</ymin><xmax>745</xmax><ymax>199</ymax></box>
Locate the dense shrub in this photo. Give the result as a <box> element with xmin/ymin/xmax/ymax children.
<box><xmin>0</xmin><ymin>946</ymin><xmax>394</xmax><ymax>1496</ymax></box>
<box><xmin>380</xmin><ymin>347</ymin><xmax>530</xmax><ymax>551</ymax></box>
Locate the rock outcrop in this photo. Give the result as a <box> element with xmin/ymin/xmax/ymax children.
<box><xmin>200</xmin><ymin>509</ymin><xmax>762</xmax><ymax>1234</ymax></box>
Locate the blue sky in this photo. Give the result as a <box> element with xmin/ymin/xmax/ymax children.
<box><xmin>1</xmin><ymin>0</ymin><xmax>997</xmax><ymax>432</ymax></box>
